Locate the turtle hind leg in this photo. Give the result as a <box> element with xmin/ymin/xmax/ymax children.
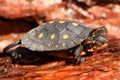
<box><xmin>3</xmin><ymin>40</ymin><xmax>21</xmax><ymax>53</ymax></box>
<box><xmin>73</xmin><ymin>44</ymin><xmax>85</xmax><ymax>65</ymax></box>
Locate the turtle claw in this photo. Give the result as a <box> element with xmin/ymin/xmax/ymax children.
<box><xmin>11</xmin><ymin>51</ymin><xmax>22</xmax><ymax>61</ymax></box>
<box><xmin>74</xmin><ymin>57</ymin><xmax>85</xmax><ymax>65</ymax></box>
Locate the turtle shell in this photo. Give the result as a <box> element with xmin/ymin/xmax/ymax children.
<box><xmin>21</xmin><ymin>20</ymin><xmax>93</xmax><ymax>51</ymax></box>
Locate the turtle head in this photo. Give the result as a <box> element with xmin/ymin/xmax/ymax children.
<box><xmin>86</xmin><ymin>26</ymin><xmax>109</xmax><ymax>52</ymax></box>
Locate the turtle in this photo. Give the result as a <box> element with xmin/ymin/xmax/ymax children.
<box><xmin>3</xmin><ymin>20</ymin><xmax>109</xmax><ymax>64</ymax></box>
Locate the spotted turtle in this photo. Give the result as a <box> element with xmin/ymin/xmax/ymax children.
<box><xmin>3</xmin><ymin>20</ymin><xmax>108</xmax><ymax>64</ymax></box>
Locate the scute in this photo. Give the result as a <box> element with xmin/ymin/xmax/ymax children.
<box><xmin>21</xmin><ymin>20</ymin><xmax>93</xmax><ymax>51</ymax></box>
<box><xmin>58</xmin><ymin>29</ymin><xmax>79</xmax><ymax>49</ymax></box>
<box><xmin>42</xmin><ymin>28</ymin><xmax>60</xmax><ymax>50</ymax></box>
<box><xmin>21</xmin><ymin>33</ymin><xmax>32</xmax><ymax>48</ymax></box>
<box><xmin>54</xmin><ymin>21</ymin><xmax>68</xmax><ymax>31</ymax></box>
<box><xmin>66</xmin><ymin>21</ymin><xmax>85</xmax><ymax>35</ymax></box>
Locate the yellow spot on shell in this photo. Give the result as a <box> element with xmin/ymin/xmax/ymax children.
<box><xmin>50</xmin><ymin>34</ymin><xmax>55</xmax><ymax>40</ymax></box>
<box><xmin>38</xmin><ymin>33</ymin><xmax>43</xmax><ymax>39</ymax></box>
<box><xmin>55</xmin><ymin>45</ymin><xmax>58</xmax><ymax>48</ymax></box>
<box><xmin>71</xmin><ymin>41</ymin><xmax>74</xmax><ymax>44</ymax></box>
<box><xmin>62</xmin><ymin>43</ymin><xmax>66</xmax><ymax>46</ymax></box>
<box><xmin>49</xmin><ymin>21</ymin><xmax>54</xmax><ymax>24</ymax></box>
<box><xmin>32</xmin><ymin>32</ymin><xmax>35</xmax><ymax>36</ymax></box>
<box><xmin>48</xmin><ymin>43</ymin><xmax>51</xmax><ymax>47</ymax></box>
<box><xmin>92</xmin><ymin>34</ymin><xmax>96</xmax><ymax>37</ymax></box>
<box><xmin>63</xmin><ymin>34</ymin><xmax>69</xmax><ymax>39</ymax></box>
<box><xmin>72</xmin><ymin>22</ymin><xmax>78</xmax><ymax>27</ymax></box>
<box><xmin>59</xmin><ymin>20</ymin><xmax>65</xmax><ymax>24</ymax></box>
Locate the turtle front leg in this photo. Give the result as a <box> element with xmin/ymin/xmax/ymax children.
<box><xmin>3</xmin><ymin>40</ymin><xmax>21</xmax><ymax>53</ymax></box>
<box><xmin>73</xmin><ymin>44</ymin><xmax>85</xmax><ymax>65</ymax></box>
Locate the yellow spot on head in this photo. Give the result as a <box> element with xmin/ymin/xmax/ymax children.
<box><xmin>72</xmin><ymin>22</ymin><xmax>78</xmax><ymax>27</ymax></box>
<box><xmin>92</xmin><ymin>40</ymin><xmax>96</xmax><ymax>43</ymax></box>
<box><xmin>38</xmin><ymin>33</ymin><xmax>43</xmax><ymax>39</ymax></box>
<box><xmin>81</xmin><ymin>51</ymin><xmax>86</xmax><ymax>56</ymax></box>
<box><xmin>49</xmin><ymin>21</ymin><xmax>54</xmax><ymax>24</ymax></box>
<box><xmin>42</xmin><ymin>23</ymin><xmax>46</xmax><ymax>25</ymax></box>
<box><xmin>63</xmin><ymin>34</ymin><xmax>69</xmax><ymax>39</ymax></box>
<box><xmin>59</xmin><ymin>20</ymin><xmax>65</xmax><ymax>24</ymax></box>
<box><xmin>93</xmin><ymin>46</ymin><xmax>97</xmax><ymax>49</ymax></box>
<box><xmin>62</xmin><ymin>43</ymin><xmax>66</xmax><ymax>46</ymax></box>
<box><xmin>50</xmin><ymin>34</ymin><xmax>55</xmax><ymax>40</ymax></box>
<box><xmin>88</xmin><ymin>48</ymin><xmax>94</xmax><ymax>52</ymax></box>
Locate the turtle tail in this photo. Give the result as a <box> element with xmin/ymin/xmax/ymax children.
<box><xmin>3</xmin><ymin>40</ymin><xmax>21</xmax><ymax>53</ymax></box>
